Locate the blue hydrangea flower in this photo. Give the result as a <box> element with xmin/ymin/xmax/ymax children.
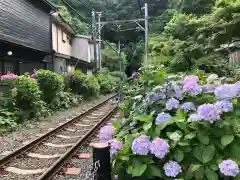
<box><xmin>215</xmin><ymin>84</ymin><xmax>238</xmax><ymax>100</ymax></box>
<box><xmin>155</xmin><ymin>112</ymin><xmax>171</xmax><ymax>125</ymax></box>
<box><xmin>166</xmin><ymin>98</ymin><xmax>180</xmax><ymax>110</ymax></box>
<box><xmin>189</xmin><ymin>114</ymin><xmax>202</xmax><ymax>121</ymax></box>
<box><xmin>202</xmin><ymin>84</ymin><xmax>216</xmax><ymax>93</ymax></box>
<box><xmin>219</xmin><ymin>159</ymin><xmax>239</xmax><ymax>177</ymax></box>
<box><xmin>163</xmin><ymin>161</ymin><xmax>182</xmax><ymax>177</ymax></box>
<box><xmin>174</xmin><ymin>86</ymin><xmax>183</xmax><ymax>100</ymax></box>
<box><xmin>197</xmin><ymin>104</ymin><xmax>220</xmax><ymax>122</ymax></box>
<box><xmin>183</xmin><ymin>82</ymin><xmax>202</xmax><ymax>95</ymax></box>
<box><xmin>181</xmin><ymin>102</ymin><xmax>195</xmax><ymax>112</ymax></box>
<box><xmin>147</xmin><ymin>92</ymin><xmax>166</xmax><ymax>104</ymax></box>
<box><xmin>131</xmin><ymin>135</ymin><xmax>151</xmax><ymax>155</ymax></box>
<box><xmin>215</xmin><ymin>100</ymin><xmax>233</xmax><ymax>113</ymax></box>
<box><xmin>150</xmin><ymin>138</ymin><xmax>169</xmax><ymax>159</ymax></box>
<box><xmin>108</xmin><ymin>139</ymin><xmax>124</xmax><ymax>156</ymax></box>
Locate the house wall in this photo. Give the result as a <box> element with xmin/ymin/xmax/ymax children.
<box><xmin>52</xmin><ymin>23</ymin><xmax>72</xmax><ymax>56</ymax></box>
<box><xmin>71</xmin><ymin>36</ymin><xmax>90</xmax><ymax>63</ymax></box>
<box><xmin>0</xmin><ymin>0</ymin><xmax>52</xmax><ymax>53</ymax></box>
<box><xmin>53</xmin><ymin>57</ymin><xmax>67</xmax><ymax>74</ymax></box>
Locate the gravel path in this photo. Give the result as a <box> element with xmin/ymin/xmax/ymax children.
<box><xmin>0</xmin><ymin>94</ymin><xmax>113</xmax><ymax>156</ymax></box>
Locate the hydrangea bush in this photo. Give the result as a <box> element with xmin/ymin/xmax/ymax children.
<box><xmin>100</xmin><ymin>68</ymin><xmax>240</xmax><ymax>179</ymax></box>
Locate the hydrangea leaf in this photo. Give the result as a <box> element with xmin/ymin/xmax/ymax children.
<box><xmin>205</xmin><ymin>167</ymin><xmax>218</xmax><ymax>180</ymax></box>
<box><xmin>194</xmin><ymin>166</ymin><xmax>205</xmax><ymax>180</ymax></box>
<box><xmin>174</xmin><ymin>149</ymin><xmax>184</xmax><ymax>162</ymax></box>
<box><xmin>202</xmin><ymin>145</ymin><xmax>215</xmax><ymax>164</ymax></box>
<box><xmin>197</xmin><ymin>132</ymin><xmax>210</xmax><ymax>145</ymax></box>
<box><xmin>221</xmin><ymin>135</ymin><xmax>234</xmax><ymax>147</ymax></box>
<box><xmin>184</xmin><ymin>131</ymin><xmax>197</xmax><ymax>140</ymax></box>
<box><xmin>145</xmin><ymin>164</ymin><xmax>162</xmax><ymax>177</ymax></box>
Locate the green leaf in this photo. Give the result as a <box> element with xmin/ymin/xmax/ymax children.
<box><xmin>210</xmin><ymin>164</ymin><xmax>218</xmax><ymax>171</ymax></box>
<box><xmin>197</xmin><ymin>132</ymin><xmax>210</xmax><ymax>145</ymax></box>
<box><xmin>146</xmin><ymin>164</ymin><xmax>162</xmax><ymax>177</ymax></box>
<box><xmin>127</xmin><ymin>165</ymin><xmax>133</xmax><ymax>174</ymax></box>
<box><xmin>174</xmin><ymin>149</ymin><xmax>184</xmax><ymax>162</ymax></box>
<box><xmin>205</xmin><ymin>167</ymin><xmax>218</xmax><ymax>180</ymax></box>
<box><xmin>136</xmin><ymin>115</ymin><xmax>152</xmax><ymax>122</ymax></box>
<box><xmin>202</xmin><ymin>145</ymin><xmax>215</xmax><ymax>164</ymax></box>
<box><xmin>176</xmin><ymin>122</ymin><xmax>188</xmax><ymax>132</ymax></box>
<box><xmin>143</xmin><ymin>122</ymin><xmax>152</xmax><ymax>132</ymax></box>
<box><xmin>185</xmin><ymin>131</ymin><xmax>197</xmax><ymax>140</ymax></box>
<box><xmin>194</xmin><ymin>166</ymin><xmax>205</xmax><ymax>180</ymax></box>
<box><xmin>167</xmin><ymin>130</ymin><xmax>183</xmax><ymax>141</ymax></box>
<box><xmin>178</xmin><ymin>140</ymin><xmax>190</xmax><ymax>146</ymax></box>
<box><xmin>193</xmin><ymin>145</ymin><xmax>205</xmax><ymax>162</ymax></box>
<box><xmin>119</xmin><ymin>155</ymin><xmax>130</xmax><ymax>161</ymax></box>
<box><xmin>189</xmin><ymin>164</ymin><xmax>202</xmax><ymax>172</ymax></box>
<box><xmin>131</xmin><ymin>164</ymin><xmax>147</xmax><ymax>177</ymax></box>
<box><xmin>221</xmin><ymin>135</ymin><xmax>234</xmax><ymax>147</ymax></box>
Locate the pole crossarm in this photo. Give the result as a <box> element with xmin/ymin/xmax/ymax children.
<box><xmin>135</xmin><ymin>21</ymin><xmax>145</xmax><ymax>31</ymax></box>
<box><xmin>97</xmin><ymin>18</ymin><xmax>145</xmax><ymax>25</ymax></box>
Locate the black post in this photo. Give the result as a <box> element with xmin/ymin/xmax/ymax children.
<box><xmin>92</xmin><ymin>143</ymin><xmax>112</xmax><ymax>180</ymax></box>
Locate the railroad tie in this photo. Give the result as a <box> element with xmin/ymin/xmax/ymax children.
<box><xmin>27</xmin><ymin>153</ymin><xmax>63</xmax><ymax>159</ymax></box>
<box><xmin>44</xmin><ymin>143</ymin><xmax>74</xmax><ymax>148</ymax></box>
<box><xmin>5</xmin><ymin>167</ymin><xmax>46</xmax><ymax>175</ymax></box>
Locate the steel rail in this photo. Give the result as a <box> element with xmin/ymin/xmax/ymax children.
<box><xmin>0</xmin><ymin>94</ymin><xmax>117</xmax><ymax>166</ymax></box>
<box><xmin>38</xmin><ymin>106</ymin><xmax>118</xmax><ymax>180</ymax></box>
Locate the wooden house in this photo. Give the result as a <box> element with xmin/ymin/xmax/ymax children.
<box><xmin>0</xmin><ymin>0</ymin><xmax>56</xmax><ymax>75</ymax></box>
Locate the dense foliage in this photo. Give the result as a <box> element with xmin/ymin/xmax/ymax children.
<box><xmin>0</xmin><ymin>70</ymin><xmax>120</xmax><ymax>131</ymax></box>
<box><xmin>99</xmin><ymin>66</ymin><xmax>240</xmax><ymax>179</ymax></box>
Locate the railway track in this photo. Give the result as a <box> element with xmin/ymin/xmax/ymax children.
<box><xmin>0</xmin><ymin>94</ymin><xmax>118</xmax><ymax>180</ymax></box>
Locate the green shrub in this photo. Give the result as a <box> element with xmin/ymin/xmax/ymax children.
<box><xmin>34</xmin><ymin>70</ymin><xmax>64</xmax><ymax>105</ymax></box>
<box><xmin>69</xmin><ymin>70</ymin><xmax>88</xmax><ymax>95</ymax></box>
<box><xmin>109</xmin><ymin>71</ymin><xmax>127</xmax><ymax>81</ymax></box>
<box><xmin>11</xmin><ymin>75</ymin><xmax>48</xmax><ymax>119</ymax></box>
<box><xmin>84</xmin><ymin>75</ymin><xmax>100</xmax><ymax>97</ymax></box>
<box><xmin>97</xmin><ymin>73</ymin><xmax>117</xmax><ymax>94</ymax></box>
<box><xmin>109</xmin><ymin>70</ymin><xmax>240</xmax><ymax>179</ymax></box>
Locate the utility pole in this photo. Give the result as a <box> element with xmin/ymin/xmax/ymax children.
<box><xmin>92</xmin><ymin>10</ymin><xmax>98</xmax><ymax>73</ymax></box>
<box><xmin>96</xmin><ymin>12</ymin><xmax>102</xmax><ymax>70</ymax></box>
<box><xmin>117</xmin><ymin>40</ymin><xmax>121</xmax><ymax>72</ymax></box>
<box><xmin>144</xmin><ymin>3</ymin><xmax>148</xmax><ymax>66</ymax></box>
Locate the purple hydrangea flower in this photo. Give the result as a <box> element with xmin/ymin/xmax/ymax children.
<box><xmin>155</xmin><ymin>112</ymin><xmax>171</xmax><ymax>125</ymax></box>
<box><xmin>235</xmin><ymin>81</ymin><xmax>240</xmax><ymax>95</ymax></box>
<box><xmin>189</xmin><ymin>114</ymin><xmax>202</xmax><ymax>121</ymax></box>
<box><xmin>166</xmin><ymin>98</ymin><xmax>180</xmax><ymax>110</ymax></box>
<box><xmin>197</xmin><ymin>104</ymin><xmax>220</xmax><ymax>122</ymax></box>
<box><xmin>150</xmin><ymin>138</ymin><xmax>169</xmax><ymax>159</ymax></box>
<box><xmin>215</xmin><ymin>100</ymin><xmax>233</xmax><ymax>113</ymax></box>
<box><xmin>215</xmin><ymin>84</ymin><xmax>238</xmax><ymax>100</ymax></box>
<box><xmin>183</xmin><ymin>82</ymin><xmax>202</xmax><ymax>95</ymax></box>
<box><xmin>108</xmin><ymin>139</ymin><xmax>124</xmax><ymax>155</ymax></box>
<box><xmin>202</xmin><ymin>84</ymin><xmax>216</xmax><ymax>93</ymax></box>
<box><xmin>181</xmin><ymin>102</ymin><xmax>195</xmax><ymax>112</ymax></box>
<box><xmin>99</xmin><ymin>124</ymin><xmax>115</xmax><ymax>143</ymax></box>
<box><xmin>131</xmin><ymin>135</ymin><xmax>151</xmax><ymax>155</ymax></box>
<box><xmin>163</xmin><ymin>161</ymin><xmax>182</xmax><ymax>177</ymax></box>
<box><xmin>219</xmin><ymin>159</ymin><xmax>239</xmax><ymax>177</ymax></box>
<box><xmin>184</xmin><ymin>75</ymin><xmax>199</xmax><ymax>84</ymax></box>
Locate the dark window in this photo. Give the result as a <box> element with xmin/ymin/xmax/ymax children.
<box><xmin>4</xmin><ymin>61</ymin><xmax>14</xmax><ymax>73</ymax></box>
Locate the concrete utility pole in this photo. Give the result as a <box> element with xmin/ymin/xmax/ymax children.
<box><xmin>144</xmin><ymin>3</ymin><xmax>148</xmax><ymax>66</ymax></box>
<box><xmin>117</xmin><ymin>40</ymin><xmax>121</xmax><ymax>72</ymax></box>
<box><xmin>96</xmin><ymin>12</ymin><xmax>102</xmax><ymax>70</ymax></box>
<box><xmin>92</xmin><ymin>10</ymin><xmax>98</xmax><ymax>72</ymax></box>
